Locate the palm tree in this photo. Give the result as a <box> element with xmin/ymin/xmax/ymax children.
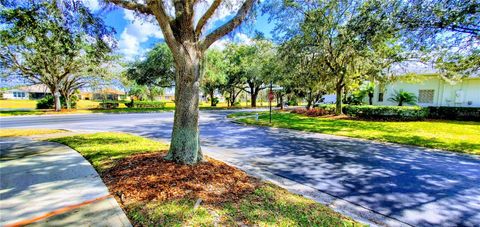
<box><xmin>388</xmin><ymin>89</ymin><xmax>417</xmax><ymax>106</ymax></box>
<box><xmin>365</xmin><ymin>82</ymin><xmax>375</xmax><ymax>105</ymax></box>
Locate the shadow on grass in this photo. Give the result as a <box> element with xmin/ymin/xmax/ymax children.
<box><xmin>48</xmin><ymin>132</ymin><xmax>168</xmax><ymax>171</ymax></box>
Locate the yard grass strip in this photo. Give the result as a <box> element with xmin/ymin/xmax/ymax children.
<box><xmin>0</xmin><ymin>128</ymin><xmax>67</xmax><ymax>137</ymax></box>
<box><xmin>228</xmin><ymin>111</ymin><xmax>480</xmax><ymax>155</ymax></box>
<box><xmin>47</xmin><ymin>132</ymin><xmax>362</xmax><ymax>226</ymax></box>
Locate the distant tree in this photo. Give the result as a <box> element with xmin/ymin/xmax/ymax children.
<box><xmin>126</xmin><ymin>44</ymin><xmax>175</xmax><ymax>89</ymax></box>
<box><xmin>279</xmin><ymin>37</ymin><xmax>331</xmax><ymax>110</ymax></box>
<box><xmin>388</xmin><ymin>90</ymin><xmax>417</xmax><ymax>106</ymax></box>
<box><xmin>202</xmin><ymin>49</ymin><xmax>226</xmax><ymax>106</ymax></box>
<box><xmin>107</xmin><ymin>0</ymin><xmax>257</xmax><ymax>165</ymax></box>
<box><xmin>222</xmin><ymin>44</ymin><xmax>248</xmax><ymax>107</ymax></box>
<box><xmin>0</xmin><ymin>1</ymin><xmax>114</xmax><ymax>111</ymax></box>
<box><xmin>267</xmin><ymin>0</ymin><xmax>402</xmax><ymax>115</ymax></box>
<box><xmin>243</xmin><ymin>39</ymin><xmax>277</xmax><ymax>107</ymax></box>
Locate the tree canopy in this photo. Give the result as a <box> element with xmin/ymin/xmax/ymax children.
<box><xmin>0</xmin><ymin>0</ymin><xmax>115</xmax><ymax>110</ymax></box>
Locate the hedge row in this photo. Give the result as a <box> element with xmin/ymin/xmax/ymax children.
<box><xmin>98</xmin><ymin>101</ymin><xmax>119</xmax><ymax>109</ymax></box>
<box><xmin>344</xmin><ymin>105</ymin><xmax>429</xmax><ymax>121</ymax></box>
<box><xmin>291</xmin><ymin>105</ymin><xmax>480</xmax><ymax>121</ymax></box>
<box><xmin>427</xmin><ymin>107</ymin><xmax>480</xmax><ymax>121</ymax></box>
<box><xmin>126</xmin><ymin>101</ymin><xmax>166</xmax><ymax>108</ymax></box>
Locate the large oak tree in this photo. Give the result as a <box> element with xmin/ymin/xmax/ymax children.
<box><xmin>107</xmin><ymin>0</ymin><xmax>257</xmax><ymax>164</ymax></box>
<box><xmin>0</xmin><ymin>1</ymin><xmax>114</xmax><ymax>111</ymax></box>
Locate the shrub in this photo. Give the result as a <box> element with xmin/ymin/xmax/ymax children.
<box><xmin>98</xmin><ymin>101</ymin><xmax>119</xmax><ymax>109</ymax></box>
<box><xmin>127</xmin><ymin>101</ymin><xmax>166</xmax><ymax>108</ymax></box>
<box><xmin>305</xmin><ymin>108</ymin><xmax>330</xmax><ymax>117</ymax></box>
<box><xmin>428</xmin><ymin>107</ymin><xmax>480</xmax><ymax>121</ymax></box>
<box><xmin>287</xmin><ymin>99</ymin><xmax>298</xmax><ymax>106</ymax></box>
<box><xmin>291</xmin><ymin>108</ymin><xmax>307</xmax><ymax>114</ymax></box>
<box><xmin>345</xmin><ymin>105</ymin><xmax>428</xmax><ymax>121</ymax></box>
<box><xmin>388</xmin><ymin>90</ymin><xmax>417</xmax><ymax>106</ymax></box>
<box><xmin>36</xmin><ymin>95</ymin><xmax>77</xmax><ymax>109</ymax></box>
<box><xmin>291</xmin><ymin>105</ymin><xmax>336</xmax><ymax>117</ymax></box>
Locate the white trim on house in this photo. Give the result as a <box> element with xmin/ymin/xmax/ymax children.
<box><xmin>2</xmin><ymin>89</ymin><xmax>30</xmax><ymax>100</ymax></box>
<box><xmin>372</xmin><ymin>76</ymin><xmax>480</xmax><ymax>107</ymax></box>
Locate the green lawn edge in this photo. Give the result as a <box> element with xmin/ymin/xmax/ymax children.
<box><xmin>228</xmin><ymin>111</ymin><xmax>480</xmax><ymax>155</ymax></box>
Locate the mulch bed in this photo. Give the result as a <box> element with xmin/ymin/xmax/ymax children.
<box><xmin>101</xmin><ymin>152</ymin><xmax>260</xmax><ymax>206</ymax></box>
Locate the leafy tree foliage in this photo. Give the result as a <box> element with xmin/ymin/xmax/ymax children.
<box><xmin>397</xmin><ymin>0</ymin><xmax>479</xmax><ymax>79</ymax></box>
<box><xmin>0</xmin><ymin>1</ymin><xmax>114</xmax><ymax>111</ymax></box>
<box><xmin>388</xmin><ymin>89</ymin><xmax>417</xmax><ymax>106</ymax></box>
<box><xmin>202</xmin><ymin>49</ymin><xmax>227</xmax><ymax>106</ymax></box>
<box><xmin>126</xmin><ymin>43</ymin><xmax>175</xmax><ymax>89</ymax></box>
<box><xmin>267</xmin><ymin>0</ymin><xmax>403</xmax><ymax>114</ymax></box>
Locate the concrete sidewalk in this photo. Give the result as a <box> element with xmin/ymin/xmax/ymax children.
<box><xmin>0</xmin><ymin>137</ymin><xmax>131</xmax><ymax>226</ymax></box>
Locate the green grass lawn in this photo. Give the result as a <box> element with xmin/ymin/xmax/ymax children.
<box><xmin>229</xmin><ymin>111</ymin><xmax>480</xmax><ymax>155</ymax></box>
<box><xmin>0</xmin><ymin>128</ymin><xmax>67</xmax><ymax>137</ymax></box>
<box><xmin>48</xmin><ymin>132</ymin><xmax>360</xmax><ymax>226</ymax></box>
<box><xmin>0</xmin><ymin>107</ymin><xmax>176</xmax><ymax>117</ymax></box>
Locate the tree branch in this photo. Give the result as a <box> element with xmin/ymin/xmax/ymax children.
<box><xmin>195</xmin><ymin>0</ymin><xmax>222</xmax><ymax>37</ymax></box>
<box><xmin>106</xmin><ymin>0</ymin><xmax>153</xmax><ymax>15</ymax></box>
<box><xmin>148</xmin><ymin>0</ymin><xmax>180</xmax><ymax>55</ymax></box>
<box><xmin>200</xmin><ymin>0</ymin><xmax>256</xmax><ymax>51</ymax></box>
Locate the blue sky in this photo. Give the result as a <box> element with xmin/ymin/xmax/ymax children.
<box><xmin>87</xmin><ymin>1</ymin><xmax>276</xmax><ymax>61</ymax></box>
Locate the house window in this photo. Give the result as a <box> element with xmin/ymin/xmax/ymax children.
<box><xmin>418</xmin><ymin>89</ymin><xmax>434</xmax><ymax>103</ymax></box>
<box><xmin>13</xmin><ymin>92</ymin><xmax>25</xmax><ymax>98</ymax></box>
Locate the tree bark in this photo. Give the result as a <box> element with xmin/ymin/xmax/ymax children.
<box><xmin>335</xmin><ymin>84</ymin><xmax>343</xmax><ymax>115</ymax></box>
<box><xmin>164</xmin><ymin>45</ymin><xmax>203</xmax><ymax>165</ymax></box>
<box><xmin>368</xmin><ymin>93</ymin><xmax>373</xmax><ymax>105</ymax></box>
<box><xmin>209</xmin><ymin>90</ymin><xmax>216</xmax><ymax>106</ymax></box>
<box><xmin>54</xmin><ymin>86</ymin><xmax>61</xmax><ymax>112</ymax></box>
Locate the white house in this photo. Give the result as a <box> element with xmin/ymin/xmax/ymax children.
<box><xmin>2</xmin><ymin>84</ymin><xmax>51</xmax><ymax>100</ymax></box>
<box><xmin>372</xmin><ymin>75</ymin><xmax>480</xmax><ymax>107</ymax></box>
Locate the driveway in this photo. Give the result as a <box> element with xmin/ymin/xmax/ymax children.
<box><xmin>1</xmin><ymin>111</ymin><xmax>479</xmax><ymax>226</ymax></box>
<box><xmin>0</xmin><ymin>137</ymin><xmax>130</xmax><ymax>226</ymax></box>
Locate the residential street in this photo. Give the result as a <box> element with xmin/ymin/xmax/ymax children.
<box><xmin>1</xmin><ymin>111</ymin><xmax>479</xmax><ymax>226</ymax></box>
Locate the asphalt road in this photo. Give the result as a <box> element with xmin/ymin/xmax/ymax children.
<box><xmin>1</xmin><ymin>111</ymin><xmax>479</xmax><ymax>226</ymax></box>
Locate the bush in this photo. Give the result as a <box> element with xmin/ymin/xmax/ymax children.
<box><xmin>305</xmin><ymin>108</ymin><xmax>330</xmax><ymax>117</ymax></box>
<box><xmin>36</xmin><ymin>95</ymin><xmax>77</xmax><ymax>109</ymax></box>
<box><xmin>291</xmin><ymin>105</ymin><xmax>336</xmax><ymax>117</ymax></box>
<box><xmin>126</xmin><ymin>101</ymin><xmax>166</xmax><ymax>108</ymax></box>
<box><xmin>291</xmin><ymin>108</ymin><xmax>307</xmax><ymax>114</ymax></box>
<box><xmin>98</xmin><ymin>101</ymin><xmax>120</xmax><ymax>109</ymax></box>
<box><xmin>287</xmin><ymin>99</ymin><xmax>298</xmax><ymax>106</ymax></box>
<box><xmin>428</xmin><ymin>107</ymin><xmax>480</xmax><ymax>121</ymax></box>
<box><xmin>345</xmin><ymin>105</ymin><xmax>428</xmax><ymax>120</ymax></box>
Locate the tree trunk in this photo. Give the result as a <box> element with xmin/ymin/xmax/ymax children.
<box><xmin>209</xmin><ymin>90</ymin><xmax>215</xmax><ymax>106</ymax></box>
<box><xmin>335</xmin><ymin>84</ymin><xmax>343</xmax><ymax>115</ymax></box>
<box><xmin>279</xmin><ymin>94</ymin><xmax>284</xmax><ymax>110</ymax></box>
<box><xmin>65</xmin><ymin>94</ymin><xmax>71</xmax><ymax>109</ymax></box>
<box><xmin>306</xmin><ymin>92</ymin><xmax>313</xmax><ymax>110</ymax></box>
<box><xmin>368</xmin><ymin>93</ymin><xmax>373</xmax><ymax>105</ymax></box>
<box><xmin>165</xmin><ymin>45</ymin><xmax>203</xmax><ymax>165</ymax></box>
<box><xmin>54</xmin><ymin>86</ymin><xmax>61</xmax><ymax>112</ymax></box>
<box><xmin>249</xmin><ymin>85</ymin><xmax>257</xmax><ymax>107</ymax></box>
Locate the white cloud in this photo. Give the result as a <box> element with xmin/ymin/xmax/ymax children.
<box><xmin>234</xmin><ymin>33</ymin><xmax>254</xmax><ymax>45</ymax></box>
<box><xmin>83</xmin><ymin>0</ymin><xmax>101</xmax><ymax>11</ymax></box>
<box><xmin>118</xmin><ymin>10</ymin><xmax>164</xmax><ymax>61</ymax></box>
<box><xmin>194</xmin><ymin>0</ymin><xmax>241</xmax><ymax>34</ymax></box>
<box><xmin>210</xmin><ymin>32</ymin><xmax>254</xmax><ymax>50</ymax></box>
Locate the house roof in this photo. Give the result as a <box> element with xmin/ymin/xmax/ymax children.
<box><xmin>18</xmin><ymin>84</ymin><xmax>51</xmax><ymax>93</ymax></box>
<box><xmin>81</xmin><ymin>88</ymin><xmax>125</xmax><ymax>95</ymax></box>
